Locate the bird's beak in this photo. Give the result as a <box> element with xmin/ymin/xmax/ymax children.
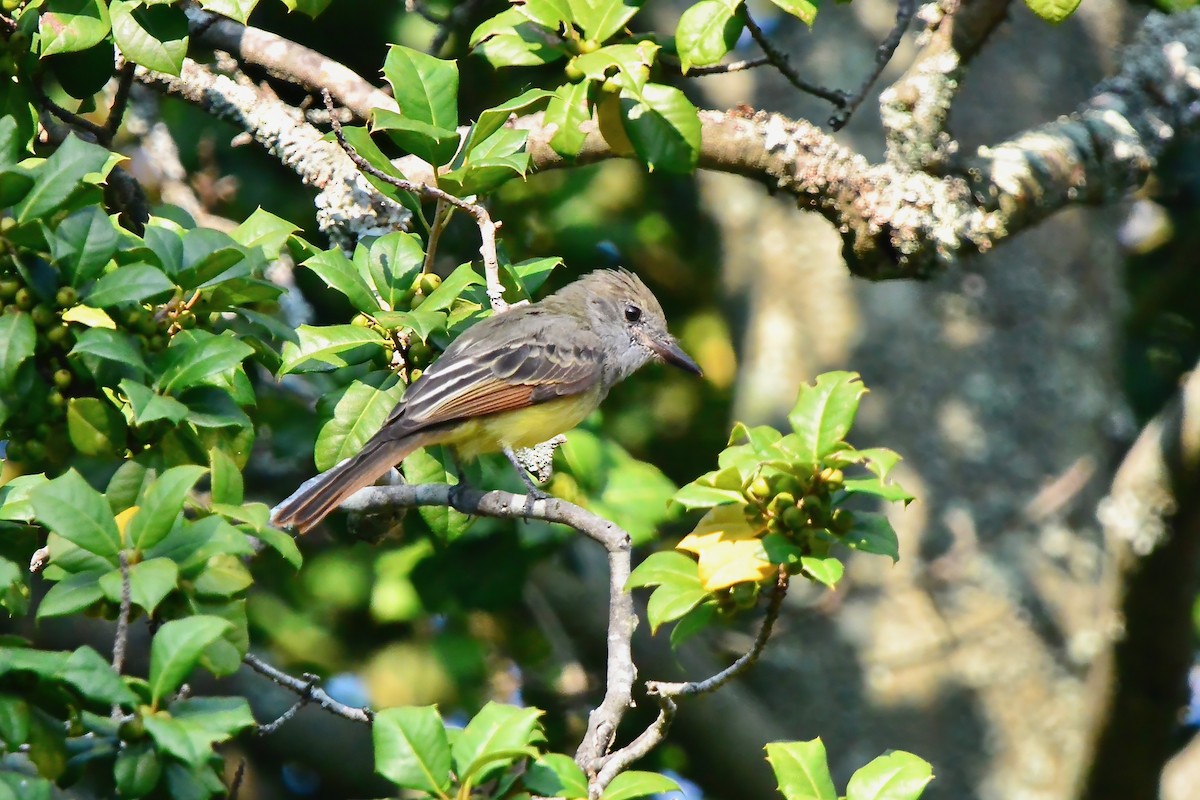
<box><xmin>644</xmin><ymin>332</ymin><xmax>702</xmax><ymax>376</ymax></box>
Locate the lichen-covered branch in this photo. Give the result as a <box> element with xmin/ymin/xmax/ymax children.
<box><xmin>135</xmin><ymin>58</ymin><xmax>410</xmax><ymax>245</ymax></box>
<box><xmin>880</xmin><ymin>0</ymin><xmax>1013</xmax><ymax>169</ymax></box>
<box><xmin>1075</xmin><ymin>361</ymin><xmax>1200</xmax><ymax>800</ymax></box>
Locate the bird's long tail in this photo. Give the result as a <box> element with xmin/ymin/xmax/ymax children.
<box><xmin>271</xmin><ymin>434</ymin><xmax>424</xmax><ymax>534</ymax></box>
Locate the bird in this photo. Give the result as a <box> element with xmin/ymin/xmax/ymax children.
<box><xmin>271</xmin><ymin>269</ymin><xmax>701</xmax><ymax>533</ymax></box>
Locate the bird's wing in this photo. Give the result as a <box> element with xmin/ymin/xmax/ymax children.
<box><xmin>384</xmin><ymin>312</ymin><xmax>603</xmax><ymax>433</ymax></box>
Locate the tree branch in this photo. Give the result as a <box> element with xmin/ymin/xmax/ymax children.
<box><xmin>322</xmin><ymin>90</ymin><xmax>508</xmax><ymax>311</ymax></box>
<box><xmin>880</xmin><ymin>0</ymin><xmax>1013</xmax><ymax>168</ymax></box>
<box><xmin>1074</xmin><ymin>360</ymin><xmax>1200</xmax><ymax>799</ymax></box>
<box><xmin>830</xmin><ymin>0</ymin><xmax>918</xmax><ymax>130</ymax></box>
<box><xmin>592</xmin><ymin>568</ymin><xmax>790</xmax><ymax>793</ymax></box>
<box><xmin>243</xmin><ymin>653</ymin><xmax>374</xmax><ymax>725</ymax></box>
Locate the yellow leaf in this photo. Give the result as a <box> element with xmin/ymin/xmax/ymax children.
<box><xmin>61</xmin><ymin>305</ymin><xmax>116</xmax><ymax>329</ymax></box>
<box><xmin>114</xmin><ymin>506</ymin><xmax>139</xmax><ymax>546</ymax></box>
<box><xmin>676</xmin><ymin>504</ymin><xmax>772</xmax><ymax>591</ymax></box>
<box><xmin>695</xmin><ymin>539</ymin><xmax>775</xmax><ymax>591</ymax></box>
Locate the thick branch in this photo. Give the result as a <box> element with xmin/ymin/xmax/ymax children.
<box><xmin>184</xmin><ymin>6</ymin><xmax>396</xmax><ymax>118</ymax></box>
<box><xmin>881</xmin><ymin>0</ymin><xmax>1013</xmax><ymax>168</ymax></box>
<box><xmin>1074</xmin><ymin>362</ymin><xmax>1200</xmax><ymax>799</ymax></box>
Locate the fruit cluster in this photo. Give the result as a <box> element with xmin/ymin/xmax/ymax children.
<box><xmin>744</xmin><ymin>466</ymin><xmax>854</xmax><ymax>545</ymax></box>
<box><xmin>351</xmin><ymin>270</ymin><xmax>443</xmax><ymax>382</ymax></box>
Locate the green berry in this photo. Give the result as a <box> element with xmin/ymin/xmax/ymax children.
<box><xmin>409</xmin><ymin>368</ymin><xmax>423</xmax><ymax>383</ymax></box>
<box><xmin>781</xmin><ymin>506</ymin><xmax>807</xmax><ymax>531</ymax></box>
<box><xmin>0</xmin><ymin>279</ymin><xmax>18</xmax><ymax>299</ymax></box>
<box><xmin>14</xmin><ymin>288</ymin><xmax>32</xmax><ymax>310</ymax></box>
<box><xmin>747</xmin><ymin>476</ymin><xmax>771</xmax><ymax>501</ymax></box>
<box><xmin>24</xmin><ymin>440</ymin><xmax>44</xmax><ymax>462</ymax></box>
<box><xmin>46</xmin><ymin>325</ymin><xmax>71</xmax><ymax>347</ymax></box>
<box><xmin>179</xmin><ymin>312</ymin><xmax>197</xmax><ymax>329</ymax></box>
<box><xmin>419</xmin><ymin>273</ymin><xmax>442</xmax><ymax>295</ymax></box>
<box><xmin>47</xmin><ymin>390</ymin><xmax>65</xmax><ymax>409</ymax></box>
<box><xmin>351</xmin><ymin>314</ymin><xmax>371</xmax><ymax>328</ymax></box>
<box><xmin>31</xmin><ymin>304</ymin><xmax>54</xmax><ymax>328</ymax></box>
<box><xmin>55</xmin><ymin>286</ymin><xmax>77</xmax><ymax>308</ymax></box>
<box><xmin>53</xmin><ymin>369</ymin><xmax>72</xmax><ymax>390</ymax></box>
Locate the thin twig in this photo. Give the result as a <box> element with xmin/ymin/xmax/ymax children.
<box><xmin>112</xmin><ymin>552</ymin><xmax>132</xmax><ymax>675</ymax></box>
<box><xmin>322</xmin><ymin>89</ymin><xmax>509</xmax><ymax>312</ymax></box>
<box><xmin>422</xmin><ymin>198</ymin><xmax>452</xmax><ymax>274</ymax></box>
<box><xmin>592</xmin><ymin>568</ymin><xmax>791</xmax><ymax>793</ymax></box>
<box><xmin>742</xmin><ymin>10</ymin><xmax>847</xmax><ymax>107</ymax></box>
<box><xmin>428</xmin><ymin>0</ymin><xmax>487</xmax><ymax>56</ymax></box>
<box><xmin>243</xmin><ymin>653</ymin><xmax>374</xmax><ymax>724</ymax></box>
<box><xmin>229</xmin><ymin>759</ymin><xmax>246</xmax><ymax>800</ymax></box>
<box><xmin>105</xmin><ymin>60</ymin><xmax>137</xmax><ymax>137</ymax></box>
<box><xmin>33</xmin><ymin>80</ymin><xmax>110</xmax><ymax>144</ymax></box>
<box><xmin>686</xmin><ymin>56</ymin><xmax>772</xmax><ymax>76</ymax></box>
<box><xmin>829</xmin><ymin>0</ymin><xmax>917</xmax><ymax>130</ymax></box>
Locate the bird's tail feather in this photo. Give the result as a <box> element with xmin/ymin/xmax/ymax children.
<box><xmin>271</xmin><ymin>436</ymin><xmax>421</xmax><ymax>534</ymax></box>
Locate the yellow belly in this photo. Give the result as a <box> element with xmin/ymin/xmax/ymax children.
<box><xmin>435</xmin><ymin>389</ymin><xmax>602</xmax><ymax>460</ymax></box>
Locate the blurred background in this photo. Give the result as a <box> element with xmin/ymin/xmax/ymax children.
<box><xmin>12</xmin><ymin>0</ymin><xmax>1200</xmax><ymax>797</ymax></box>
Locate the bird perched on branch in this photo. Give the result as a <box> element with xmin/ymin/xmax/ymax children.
<box><xmin>272</xmin><ymin>268</ymin><xmax>701</xmax><ymax>533</ymax></box>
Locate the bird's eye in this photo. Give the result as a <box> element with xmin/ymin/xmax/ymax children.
<box><xmin>624</xmin><ymin>304</ymin><xmax>642</xmax><ymax>323</ymax></box>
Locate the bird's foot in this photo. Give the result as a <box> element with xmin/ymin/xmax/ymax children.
<box><xmin>503</xmin><ymin>446</ymin><xmax>550</xmax><ymax>517</ymax></box>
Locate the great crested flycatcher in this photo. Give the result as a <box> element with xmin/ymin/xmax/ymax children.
<box><xmin>272</xmin><ymin>269</ymin><xmax>700</xmax><ymax>533</ymax></box>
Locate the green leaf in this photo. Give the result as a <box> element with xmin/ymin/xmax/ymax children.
<box><xmin>230</xmin><ymin>207</ymin><xmax>298</xmax><ymax>255</ymax></box>
<box><xmin>627</xmin><ymin>550</ymin><xmax>701</xmax><ymax>589</ymax></box>
<box><xmin>371</xmin><ymin>109</ymin><xmax>461</xmax><ymax>169</ymax></box>
<box><xmin>404</xmin><ymin>446</ymin><xmax>474</xmax><ymax>541</ymax></box>
<box><xmin>110</xmin><ymin>0</ymin><xmax>189</xmax><ymax>75</ymax></box>
<box><xmin>505</xmin><ymin>256</ymin><xmax>562</xmax><ymax>298</ymax></box>
<box><xmin>766</xmin><ymin>0</ymin><xmax>818</xmax><ymax>25</ymax></box>
<box><xmin>374</xmin><ymin>309</ymin><xmax>448</xmax><ymax>342</ymax></box>
<box><xmin>571</xmin><ymin>42</ymin><xmax>659</xmax><ymax>87</ymax></box>
<box><xmin>372</xmin><ymin>706</ymin><xmax>452</xmax><ymax>794</ymax></box>
<box><xmin>178</xmin><ymin>228</ymin><xmax>246</xmax><ymax>288</ymax></box>
<box><xmin>278</xmin><ymin>324</ymin><xmax>386</xmax><ymax>374</ymax></box>
<box><xmin>51</xmin><ymin>206</ymin><xmax>118</xmax><ymax>285</ymax></box>
<box><xmin>464</xmin><ymin>88</ymin><xmax>554</xmax><ymax>157</ymax></box>
<box><xmin>37</xmin><ymin>571</ymin><xmax>106</xmax><ymax>618</ymax></box>
<box><xmin>335</xmin><ymin>126</ymin><xmax>422</xmax><ymax>215</ymax></box>
<box><xmin>315</xmin><ymin>371</ymin><xmax>406</xmax><ymax>471</ymax></box>
<box><xmin>144</xmin><ymin>697</ymin><xmax>255</xmax><ymax>765</ymax></box>
<box><xmin>766</xmin><ymin>739</ymin><xmax>838</xmax><ymax>800</ymax></box>
<box><xmin>842</xmin><ymin>478</ymin><xmax>914</xmax><ymax>505</ymax></box>
<box><xmin>70</xmin><ymin>328</ymin><xmax>149</xmax><ymax>375</ymax></box>
<box><xmin>800</xmin><ymin>556</ymin><xmax>843</xmax><ymax>588</ymax></box>
<box><xmin>192</xmin><ymin>554</ymin><xmax>252</xmax><ymax>597</ymax></box>
<box><xmin>120</xmin><ymin>379</ymin><xmax>189</xmax><ymax>425</ymax></box>
<box><xmin>600</xmin><ymin>770</ymin><xmax>681</xmax><ymax>800</ymax></box>
<box><xmin>676</xmin><ymin>0</ymin><xmax>744</xmax><ymax>71</ymax></box>
<box><xmin>672</xmin><ymin>481</ymin><xmax>744</xmax><ymax>509</ymax></box>
<box><xmin>155</xmin><ymin>330</ymin><xmax>255</xmax><ymax>394</ymax></box>
<box><xmin>209</xmin><ymin>447</ymin><xmax>243</xmax><ymax>505</ymax></box>
<box><xmin>568</xmin><ymin>0</ymin><xmax>645</xmax><ymax>41</ymax></box>
<box><xmin>14</xmin><ymin>134</ymin><xmax>113</xmax><ymax>223</ymax></box>
<box><xmin>364</xmin><ymin>231</ymin><xmax>424</xmax><ymax>310</ymax></box>
<box><xmin>114</xmin><ymin>740</ymin><xmax>162</xmax><ymax>799</ymax></box>
<box><xmin>148</xmin><ymin>616</ymin><xmax>233</xmax><ymax>705</ymax></box>
<box><xmin>844</xmin><ymin>513</ymin><xmax>899</xmax><ymax>562</ymax></box>
<box><xmin>670</xmin><ymin>601</ymin><xmax>716</xmax><ymax>647</ymax></box>
<box><xmin>524</xmin><ymin>754</ymin><xmax>587</xmax><ymax>799</ymax></box>
<box><xmin>382</xmin><ymin>45</ymin><xmax>459</xmax><ymax>130</ymax></box>
<box><xmin>846</xmin><ymin>751</ymin><xmax>934</xmax><ymax>800</ymax></box>
<box><xmin>66</xmin><ymin>396</ymin><xmax>128</xmax><ymax>457</ymax></box>
<box><xmin>197</xmin><ymin>0</ymin><xmax>261</xmax><ymax>25</ymax></box>
<box><xmin>39</xmin><ymin>0</ymin><xmax>112</xmax><ymax>57</ymax></box>
<box><xmin>126</xmin><ymin>465</ymin><xmax>208</xmax><ymax>550</ymax></box>
<box><xmin>106</xmin><ymin>461</ymin><xmax>152</xmax><ymax>514</ymax></box>
<box><xmin>619</xmin><ymin>82</ymin><xmax>701</xmax><ymax>173</ymax></box>
<box><xmin>30</xmin><ymin>470</ymin><xmax>119</xmax><ymax>560</ymax></box>
<box><xmin>60</xmin><ymin>646</ymin><xmax>137</xmax><ymax>705</ymax></box>
<box><xmin>452</xmin><ymin>702</ymin><xmax>543</xmax><ymax>783</ymax></box>
<box><xmin>471</xmin><ymin>10</ymin><xmax>570</xmax><ymax>68</ymax></box>
<box><xmin>279</xmin><ymin>0</ymin><xmax>331</xmax><ymax>16</ymax></box>
<box><xmin>0</xmin><ymin>312</ymin><xmax>35</xmax><ymax>389</ymax></box>
<box><xmin>646</xmin><ymin>581</ymin><xmax>708</xmax><ymax>634</ymax></box>
<box><xmin>1023</xmin><ymin>0</ymin><xmax>1080</xmax><ymax>22</ymax></box>
<box><xmin>85</xmin><ymin>263</ymin><xmax>176</xmax><ymax>307</ymax></box>
<box><xmin>302</xmin><ymin>247</ymin><xmax>382</xmax><ymax>313</ymax></box>
<box><xmin>544</xmin><ymin>82</ymin><xmax>591</xmax><ymax>159</ymax></box>
<box><xmin>99</xmin><ymin>558</ymin><xmax>179</xmax><ymax>615</ymax></box>
<box><xmin>420</xmin><ymin>263</ymin><xmax>484</xmax><ymax>311</ymax></box>
<box><xmin>0</xmin><ymin>694</ymin><xmax>31</xmax><ymax>750</ymax></box>
<box><xmin>253</xmin><ymin>525</ymin><xmax>303</xmax><ymax>569</ymax></box>
<box><xmin>441</xmin><ymin>127</ymin><xmax>530</xmax><ymax>196</ymax></box>
<box><xmin>516</xmin><ymin>0</ymin><xmax>571</xmax><ymax>28</ymax></box>
<box><xmin>786</xmin><ymin>372</ymin><xmax>866</xmax><ymax>463</ymax></box>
